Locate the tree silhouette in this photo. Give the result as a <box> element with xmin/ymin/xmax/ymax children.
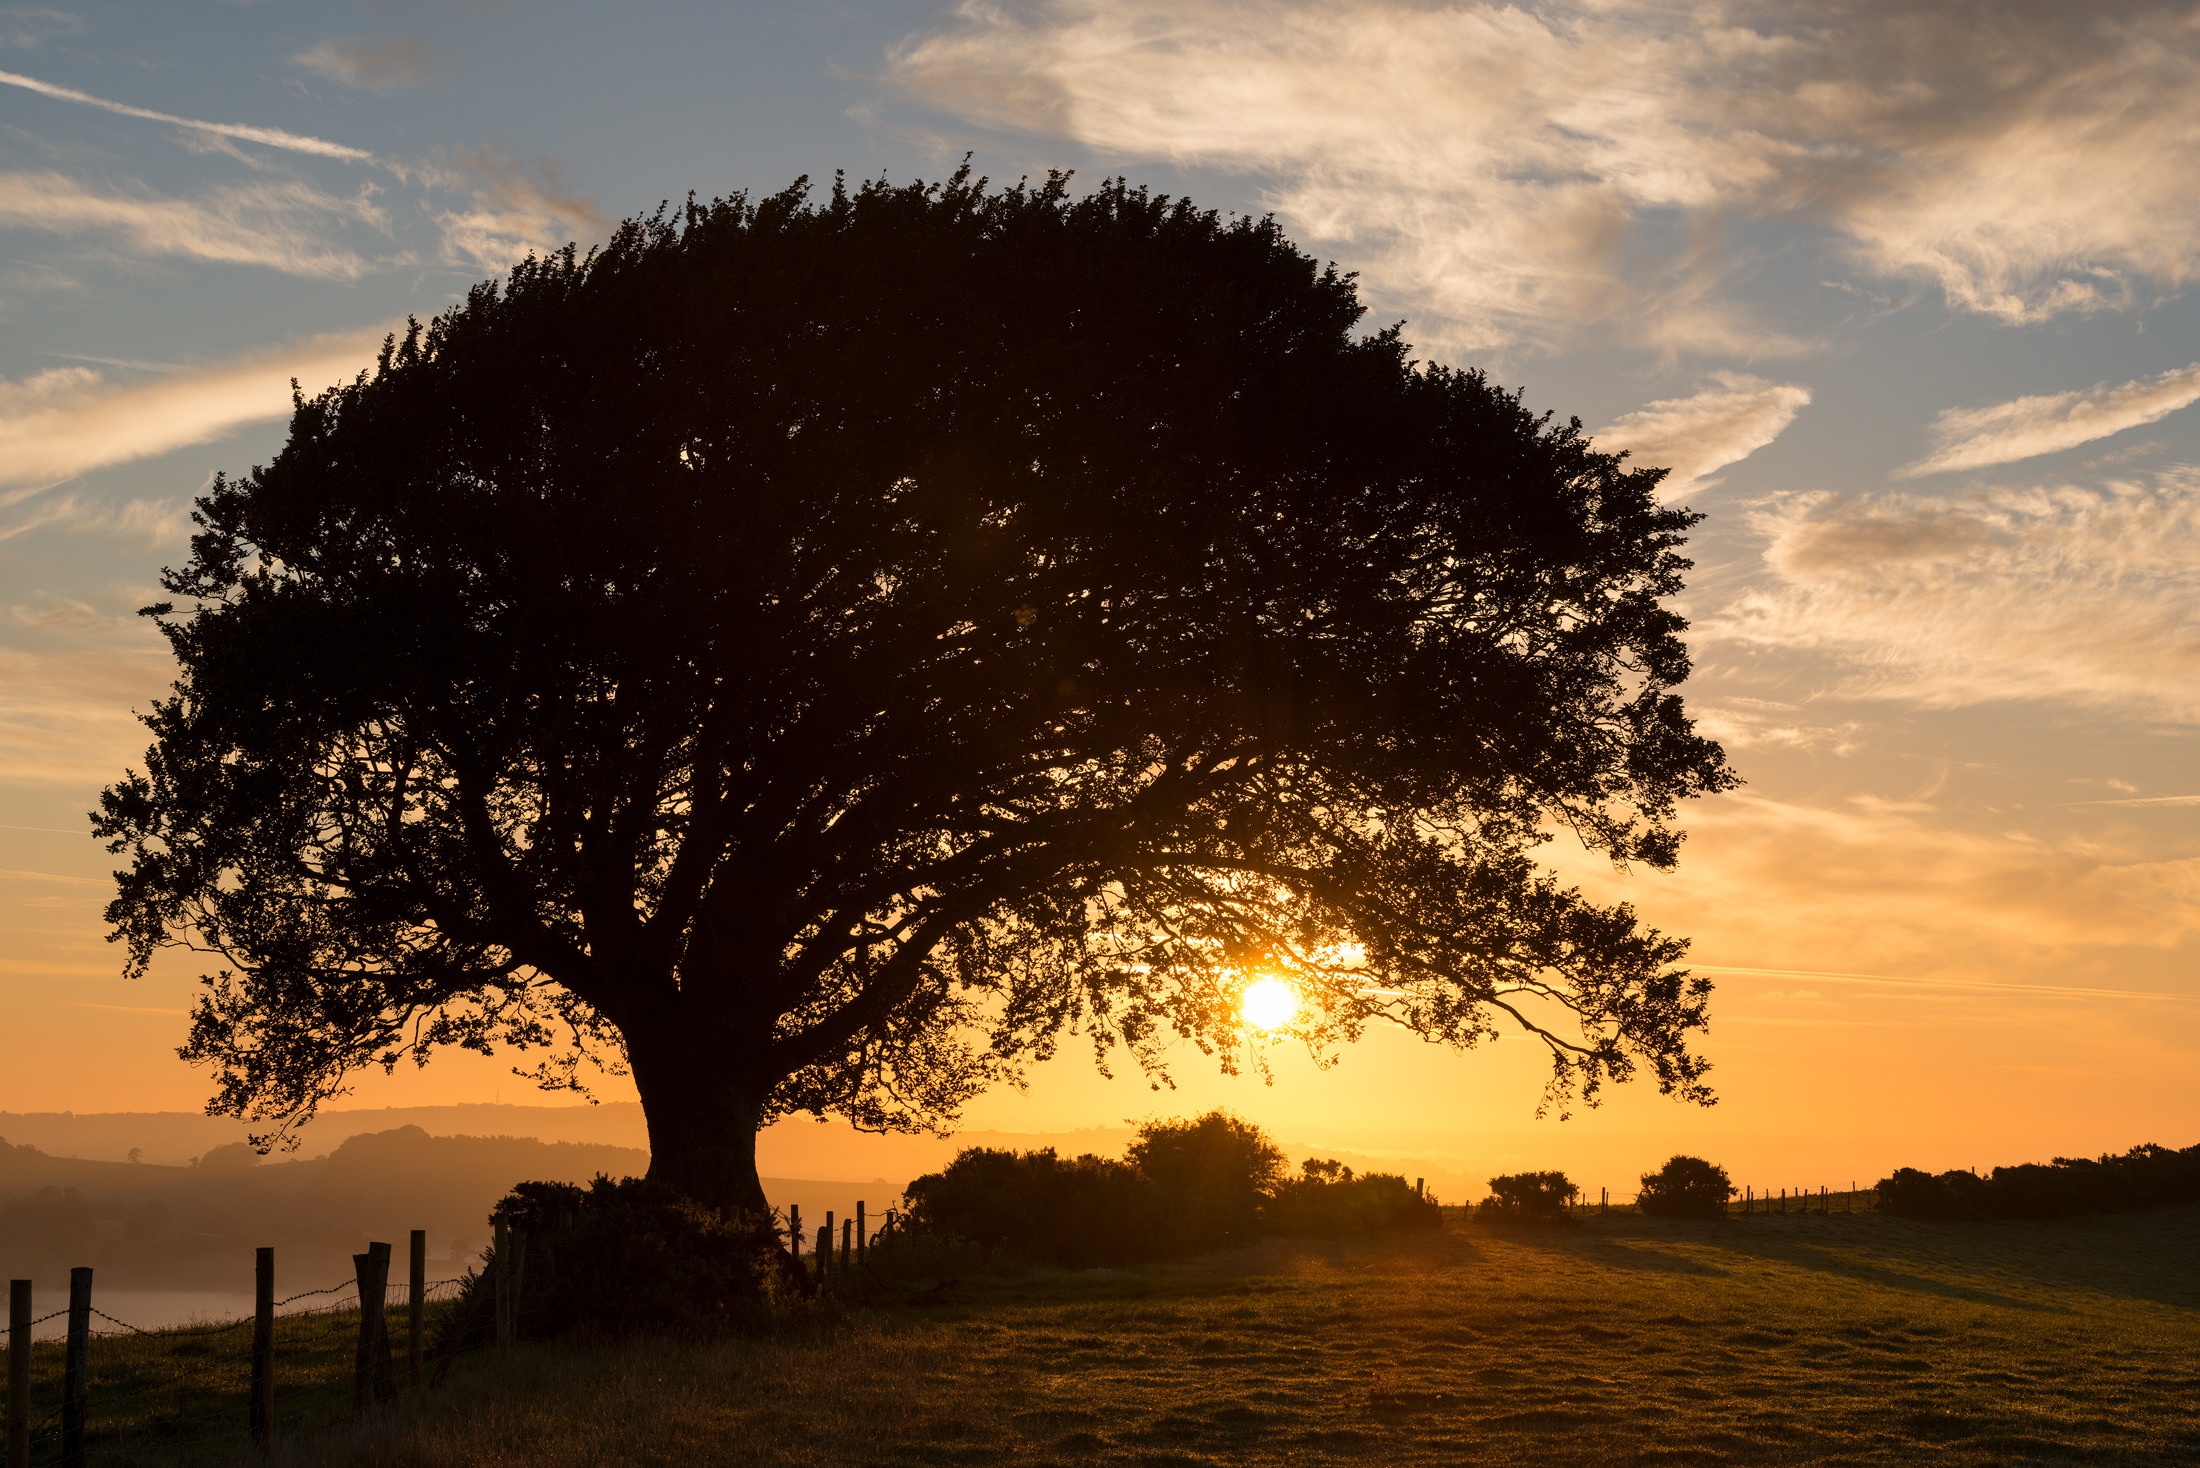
<box><xmin>98</xmin><ymin>172</ymin><xmax>1734</xmax><ymax>1212</ymax></box>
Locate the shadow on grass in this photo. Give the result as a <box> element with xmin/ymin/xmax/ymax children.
<box><xmin>1482</xmin><ymin>1206</ymin><xmax>2200</xmax><ymax>1314</ymax></box>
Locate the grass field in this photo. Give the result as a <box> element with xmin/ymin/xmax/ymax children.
<box><xmin>39</xmin><ymin>1204</ymin><xmax>2200</xmax><ymax>1466</ymax></box>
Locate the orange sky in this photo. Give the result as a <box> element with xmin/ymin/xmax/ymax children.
<box><xmin>2</xmin><ymin>1</ymin><xmax>2197</xmax><ymax>1199</ymax></box>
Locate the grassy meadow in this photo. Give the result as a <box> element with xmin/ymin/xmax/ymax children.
<box><xmin>55</xmin><ymin>1200</ymin><xmax>2193</xmax><ymax>1467</ymax></box>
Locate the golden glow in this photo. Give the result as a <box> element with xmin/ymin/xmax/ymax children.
<box><xmin>1240</xmin><ymin>975</ymin><xmax>1300</xmax><ymax>1032</ymax></box>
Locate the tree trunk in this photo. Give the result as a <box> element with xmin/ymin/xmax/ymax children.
<box><xmin>627</xmin><ymin>1031</ymin><xmax>771</xmax><ymax>1215</ymax></box>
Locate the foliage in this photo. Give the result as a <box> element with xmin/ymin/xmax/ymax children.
<box><xmin>901</xmin><ymin>1109</ymin><xmax>1437</xmax><ymax>1262</ymax></box>
<box><xmin>1262</xmin><ymin>1158</ymin><xmax>1442</xmax><ymax>1236</ymax></box>
<box><xmin>1877</xmin><ymin>1143</ymin><xmax>2200</xmax><ymax>1221</ymax></box>
<box><xmin>1635</xmin><ymin>1154</ymin><xmax>1733</xmax><ymax>1218</ymax></box>
<box><xmin>901</xmin><ymin>1147</ymin><xmax>1158</xmax><ymax>1268</ymax></box>
<box><xmin>1476</xmin><ymin>1170</ymin><xmax>1578</xmax><ymax>1222</ymax></box>
<box><xmin>96</xmin><ymin>166</ymin><xmax>1732</xmax><ymax>1211</ymax></box>
<box><xmin>1127</xmin><ymin>1110</ymin><xmax>1285</xmax><ymax>1251</ymax></box>
<box><xmin>438</xmin><ymin>1176</ymin><xmax>784</xmax><ymax>1344</ymax></box>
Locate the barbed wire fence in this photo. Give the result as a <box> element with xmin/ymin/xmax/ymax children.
<box><xmin>0</xmin><ymin>1197</ymin><xmax>903</xmax><ymax>1468</ymax></box>
<box><xmin>1</xmin><ymin>1248</ymin><xmax>486</xmax><ymax>1468</ymax></box>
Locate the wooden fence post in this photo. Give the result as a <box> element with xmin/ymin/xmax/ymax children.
<box><xmin>856</xmin><ymin>1202</ymin><xmax>866</xmax><ymax>1266</ymax></box>
<box><xmin>815</xmin><ymin>1225</ymin><xmax>830</xmax><ymax>1282</ymax></box>
<box><xmin>250</xmin><ymin>1247</ymin><xmax>273</xmax><ymax>1450</ymax></box>
<box><xmin>407</xmin><ymin>1230</ymin><xmax>425</xmax><ymax>1391</ymax></box>
<box><xmin>9</xmin><ymin>1279</ymin><xmax>29</xmax><ymax>1468</ymax></box>
<box><xmin>61</xmin><ymin>1267</ymin><xmax>88</xmax><ymax>1468</ymax></box>
<box><xmin>789</xmin><ymin>1205</ymin><xmax>801</xmax><ymax>1266</ymax></box>
<box><xmin>353</xmin><ymin>1242</ymin><xmax>395</xmax><ymax>1408</ymax></box>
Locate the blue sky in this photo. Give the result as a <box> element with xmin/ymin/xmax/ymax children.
<box><xmin>3</xmin><ymin>0</ymin><xmax>2197</xmax><ymax>1183</ymax></box>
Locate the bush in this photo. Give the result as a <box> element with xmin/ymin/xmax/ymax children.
<box><xmin>901</xmin><ymin>1111</ymin><xmax>1443</xmax><ymax>1263</ymax></box>
<box><xmin>1127</xmin><ymin>1111</ymin><xmax>1285</xmax><ymax>1252</ymax></box>
<box><xmin>1263</xmin><ymin>1159</ymin><xmax>1442</xmax><ymax>1236</ymax></box>
<box><xmin>1476</xmin><ymin>1170</ymin><xmax>1577</xmax><ymax>1222</ymax></box>
<box><xmin>1636</xmin><ymin>1155</ymin><xmax>1733</xmax><ymax>1219</ymax></box>
<box><xmin>437</xmin><ymin>1175</ymin><xmax>784</xmax><ymax>1346</ymax></box>
<box><xmin>1876</xmin><ymin>1144</ymin><xmax>2200</xmax><ymax>1221</ymax></box>
<box><xmin>901</xmin><ymin>1148</ymin><xmax>1158</xmax><ymax>1267</ymax></box>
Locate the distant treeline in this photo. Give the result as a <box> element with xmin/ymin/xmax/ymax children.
<box><xmin>1877</xmin><ymin>1143</ymin><xmax>2200</xmax><ymax>1221</ymax></box>
<box><xmin>902</xmin><ymin>1112</ymin><xmax>1439</xmax><ymax>1266</ymax></box>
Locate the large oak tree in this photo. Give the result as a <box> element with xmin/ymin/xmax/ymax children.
<box><xmin>99</xmin><ymin>173</ymin><xmax>1734</xmax><ymax>1213</ymax></box>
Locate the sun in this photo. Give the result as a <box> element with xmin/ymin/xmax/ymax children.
<box><xmin>1240</xmin><ymin>975</ymin><xmax>1300</xmax><ymax>1032</ymax></box>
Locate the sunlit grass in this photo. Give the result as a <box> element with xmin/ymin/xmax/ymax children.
<box><xmin>211</xmin><ymin>1204</ymin><xmax>2200</xmax><ymax>1466</ymax></box>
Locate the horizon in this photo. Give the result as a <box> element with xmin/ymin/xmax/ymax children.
<box><xmin>2</xmin><ymin>2</ymin><xmax>2197</xmax><ymax>1192</ymax></box>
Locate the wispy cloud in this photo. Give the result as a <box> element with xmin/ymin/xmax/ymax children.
<box><xmin>1901</xmin><ymin>363</ymin><xmax>2200</xmax><ymax>478</ymax></box>
<box><xmin>1595</xmin><ymin>374</ymin><xmax>1810</xmax><ymax>496</ymax></box>
<box><xmin>0</xmin><ymin>8</ymin><xmax>81</xmax><ymax>48</ymax></box>
<box><xmin>0</xmin><ymin>629</ymin><xmax>173</xmax><ymax>788</ymax></box>
<box><xmin>0</xmin><ymin>68</ymin><xmax>376</xmax><ymax>163</ymax></box>
<box><xmin>0</xmin><ymin>170</ymin><xmax>391</xmax><ymax>278</ymax></box>
<box><xmin>890</xmin><ymin>1</ymin><xmax>2200</xmax><ymax>353</ymax></box>
<box><xmin>424</xmin><ymin>147</ymin><xmax>606</xmax><ymax>274</ymax></box>
<box><xmin>291</xmin><ymin>36</ymin><xmax>437</xmax><ymax>93</ymax></box>
<box><xmin>0</xmin><ymin>493</ymin><xmax>191</xmax><ymax>547</ymax></box>
<box><xmin>1702</xmin><ymin>470</ymin><xmax>2200</xmax><ymax>720</ymax></box>
<box><xmin>0</xmin><ymin>325</ymin><xmax>392</xmax><ymax>491</ymax></box>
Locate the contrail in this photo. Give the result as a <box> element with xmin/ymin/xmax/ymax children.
<box><xmin>1694</xmin><ymin>963</ymin><xmax>2183</xmax><ymax>1004</ymax></box>
<box><xmin>0</xmin><ymin>68</ymin><xmax>375</xmax><ymax>163</ymax></box>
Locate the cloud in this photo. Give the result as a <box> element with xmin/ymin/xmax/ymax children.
<box><xmin>1901</xmin><ymin>362</ymin><xmax>2200</xmax><ymax>478</ymax></box>
<box><xmin>0</xmin><ymin>8</ymin><xmax>80</xmax><ymax>48</ymax></box>
<box><xmin>0</xmin><ymin>325</ymin><xmax>393</xmax><ymax>491</ymax></box>
<box><xmin>0</xmin><ymin>68</ymin><xmax>376</xmax><ymax>163</ymax></box>
<box><xmin>0</xmin><ymin>170</ymin><xmax>392</xmax><ymax>278</ymax></box>
<box><xmin>1701</xmin><ymin>470</ymin><xmax>2200</xmax><ymax>719</ymax></box>
<box><xmin>0</xmin><ymin>493</ymin><xmax>191</xmax><ymax>547</ymax></box>
<box><xmin>424</xmin><ymin>148</ymin><xmax>606</xmax><ymax>274</ymax></box>
<box><xmin>0</xmin><ymin>625</ymin><xmax>173</xmax><ymax>788</ymax></box>
<box><xmin>1595</xmin><ymin>374</ymin><xmax>1810</xmax><ymax>496</ymax></box>
<box><xmin>889</xmin><ymin>1</ymin><xmax>2200</xmax><ymax>353</ymax></box>
<box><xmin>291</xmin><ymin>37</ymin><xmax>436</xmax><ymax>93</ymax></box>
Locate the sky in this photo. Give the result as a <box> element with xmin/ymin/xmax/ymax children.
<box><xmin>2</xmin><ymin>0</ymin><xmax>2197</xmax><ymax>1197</ymax></box>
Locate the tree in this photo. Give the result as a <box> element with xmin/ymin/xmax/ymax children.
<box><xmin>1476</xmin><ymin>1171</ymin><xmax>1578</xmax><ymax>1221</ymax></box>
<box><xmin>98</xmin><ymin>170</ymin><xmax>1734</xmax><ymax>1215</ymax></box>
<box><xmin>1635</xmin><ymin>1154</ymin><xmax>1733</xmax><ymax>1218</ymax></box>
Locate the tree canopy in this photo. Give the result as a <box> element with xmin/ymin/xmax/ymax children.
<box><xmin>98</xmin><ymin>170</ymin><xmax>1734</xmax><ymax>1211</ymax></box>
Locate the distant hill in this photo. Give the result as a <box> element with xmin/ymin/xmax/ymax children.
<box><xmin>0</xmin><ymin>1102</ymin><xmax>651</xmax><ymax>1166</ymax></box>
<box><xmin>0</xmin><ymin>1125</ymin><xmax>648</xmax><ymax>1291</ymax></box>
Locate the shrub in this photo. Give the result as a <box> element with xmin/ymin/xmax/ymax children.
<box><xmin>1263</xmin><ymin>1159</ymin><xmax>1442</xmax><ymax>1236</ymax></box>
<box><xmin>902</xmin><ymin>1112</ymin><xmax>1445</xmax><ymax>1262</ymax></box>
<box><xmin>1476</xmin><ymin>1170</ymin><xmax>1577</xmax><ymax>1222</ymax></box>
<box><xmin>437</xmin><ymin>1175</ymin><xmax>783</xmax><ymax>1346</ymax></box>
<box><xmin>1876</xmin><ymin>1144</ymin><xmax>2200</xmax><ymax>1221</ymax></box>
<box><xmin>1127</xmin><ymin>1111</ymin><xmax>1286</xmax><ymax>1252</ymax></box>
<box><xmin>900</xmin><ymin>1147</ymin><xmax>1158</xmax><ymax>1266</ymax></box>
<box><xmin>1636</xmin><ymin>1155</ymin><xmax>1733</xmax><ymax>1219</ymax></box>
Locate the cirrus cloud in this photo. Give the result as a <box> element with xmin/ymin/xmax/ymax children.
<box><xmin>291</xmin><ymin>37</ymin><xmax>437</xmax><ymax>94</ymax></box>
<box><xmin>0</xmin><ymin>326</ymin><xmax>393</xmax><ymax>493</ymax></box>
<box><xmin>1901</xmin><ymin>362</ymin><xmax>2200</xmax><ymax>478</ymax></box>
<box><xmin>890</xmin><ymin>1</ymin><xmax>2200</xmax><ymax>353</ymax></box>
<box><xmin>1702</xmin><ymin>470</ymin><xmax>2200</xmax><ymax>720</ymax></box>
<box><xmin>0</xmin><ymin>170</ymin><xmax>393</xmax><ymax>279</ymax></box>
<box><xmin>1595</xmin><ymin>373</ymin><xmax>1811</xmax><ymax>497</ymax></box>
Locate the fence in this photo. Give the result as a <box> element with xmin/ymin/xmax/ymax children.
<box><xmin>1563</xmin><ymin>1184</ymin><xmax>1883</xmax><ymax>1217</ymax></box>
<box><xmin>781</xmin><ymin>1198</ymin><xmax>900</xmax><ymax>1287</ymax></box>
<box><xmin>0</xmin><ymin>1229</ymin><xmax>500</xmax><ymax>1468</ymax></box>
